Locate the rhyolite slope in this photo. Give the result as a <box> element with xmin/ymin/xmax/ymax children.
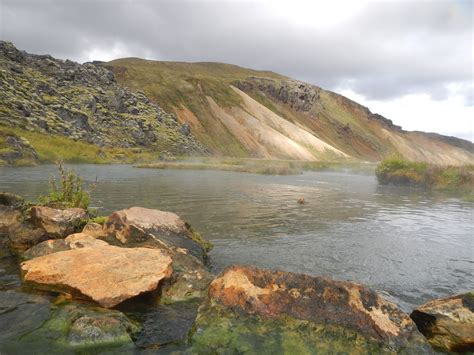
<box><xmin>189</xmin><ymin>265</ymin><xmax>432</xmax><ymax>353</ymax></box>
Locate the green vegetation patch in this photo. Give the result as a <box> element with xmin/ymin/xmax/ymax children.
<box><xmin>376</xmin><ymin>155</ymin><xmax>474</xmax><ymax>191</ymax></box>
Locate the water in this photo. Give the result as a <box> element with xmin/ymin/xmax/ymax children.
<box><xmin>1</xmin><ymin>164</ymin><xmax>473</xmax><ymax>312</ymax></box>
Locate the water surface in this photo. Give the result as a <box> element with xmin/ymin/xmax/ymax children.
<box><xmin>1</xmin><ymin>164</ymin><xmax>472</xmax><ymax>311</ymax></box>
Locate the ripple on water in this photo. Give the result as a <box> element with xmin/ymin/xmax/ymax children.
<box><xmin>0</xmin><ymin>166</ymin><xmax>472</xmax><ymax>311</ymax></box>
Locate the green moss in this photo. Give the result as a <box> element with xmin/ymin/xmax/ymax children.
<box><xmin>90</xmin><ymin>216</ymin><xmax>107</xmax><ymax>225</ymax></box>
<box><xmin>188</xmin><ymin>303</ymin><xmax>418</xmax><ymax>354</ymax></box>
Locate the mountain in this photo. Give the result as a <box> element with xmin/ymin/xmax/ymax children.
<box><xmin>106</xmin><ymin>58</ymin><xmax>473</xmax><ymax>165</ymax></box>
<box><xmin>0</xmin><ymin>41</ymin><xmax>206</xmax><ymax>165</ymax></box>
<box><xmin>1</xmin><ymin>42</ymin><xmax>472</xmax><ymax>166</ymax></box>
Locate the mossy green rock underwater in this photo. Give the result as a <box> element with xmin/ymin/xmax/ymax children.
<box><xmin>189</xmin><ymin>265</ymin><xmax>433</xmax><ymax>354</ymax></box>
<box><xmin>0</xmin><ymin>294</ymin><xmax>139</xmax><ymax>353</ymax></box>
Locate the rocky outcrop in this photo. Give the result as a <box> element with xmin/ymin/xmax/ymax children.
<box><xmin>0</xmin><ymin>41</ymin><xmax>206</xmax><ymax>156</ymax></box>
<box><xmin>235</xmin><ymin>77</ymin><xmax>322</xmax><ymax>113</ymax></box>
<box><xmin>0</xmin><ymin>131</ymin><xmax>38</xmax><ymax>166</ymax></box>
<box><xmin>411</xmin><ymin>293</ymin><xmax>474</xmax><ymax>353</ymax></box>
<box><xmin>30</xmin><ymin>206</ymin><xmax>87</xmax><ymax>238</ymax></box>
<box><xmin>21</xmin><ymin>245</ymin><xmax>173</xmax><ymax>308</ymax></box>
<box><xmin>190</xmin><ymin>265</ymin><xmax>432</xmax><ymax>353</ymax></box>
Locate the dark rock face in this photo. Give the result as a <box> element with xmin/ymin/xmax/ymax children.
<box><xmin>0</xmin><ymin>132</ymin><xmax>38</xmax><ymax>166</ymax></box>
<box><xmin>235</xmin><ymin>77</ymin><xmax>322</xmax><ymax>113</ymax></box>
<box><xmin>0</xmin><ymin>41</ymin><xmax>207</xmax><ymax>155</ymax></box>
<box><xmin>191</xmin><ymin>265</ymin><xmax>432</xmax><ymax>353</ymax></box>
<box><xmin>411</xmin><ymin>293</ymin><xmax>474</xmax><ymax>353</ymax></box>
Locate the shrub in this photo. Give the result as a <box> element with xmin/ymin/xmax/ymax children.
<box><xmin>39</xmin><ymin>161</ymin><xmax>94</xmax><ymax>209</ymax></box>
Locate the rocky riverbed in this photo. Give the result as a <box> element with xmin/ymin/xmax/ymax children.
<box><xmin>0</xmin><ymin>192</ymin><xmax>472</xmax><ymax>353</ymax></box>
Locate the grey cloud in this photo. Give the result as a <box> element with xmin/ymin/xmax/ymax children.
<box><xmin>0</xmin><ymin>0</ymin><xmax>472</xmax><ymax>103</ymax></box>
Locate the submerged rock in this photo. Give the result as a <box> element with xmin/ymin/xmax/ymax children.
<box><xmin>30</xmin><ymin>206</ymin><xmax>87</xmax><ymax>238</ymax></box>
<box><xmin>21</xmin><ymin>245</ymin><xmax>173</xmax><ymax>308</ymax></box>
<box><xmin>411</xmin><ymin>293</ymin><xmax>474</xmax><ymax>353</ymax></box>
<box><xmin>2</xmin><ymin>300</ymin><xmax>138</xmax><ymax>352</ymax></box>
<box><xmin>190</xmin><ymin>265</ymin><xmax>432</xmax><ymax>353</ymax></box>
<box><xmin>0</xmin><ymin>290</ymin><xmax>52</xmax><ymax>351</ymax></box>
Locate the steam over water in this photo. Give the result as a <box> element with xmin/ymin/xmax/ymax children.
<box><xmin>1</xmin><ymin>164</ymin><xmax>472</xmax><ymax>311</ymax></box>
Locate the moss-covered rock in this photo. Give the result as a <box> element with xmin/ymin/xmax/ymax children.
<box><xmin>189</xmin><ymin>265</ymin><xmax>433</xmax><ymax>354</ymax></box>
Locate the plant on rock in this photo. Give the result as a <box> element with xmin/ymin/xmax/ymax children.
<box><xmin>39</xmin><ymin>161</ymin><xmax>94</xmax><ymax>210</ymax></box>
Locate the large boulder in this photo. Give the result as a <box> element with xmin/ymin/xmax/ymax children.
<box><xmin>411</xmin><ymin>293</ymin><xmax>474</xmax><ymax>353</ymax></box>
<box><xmin>23</xmin><ymin>233</ymin><xmax>109</xmax><ymax>260</ymax></box>
<box><xmin>30</xmin><ymin>206</ymin><xmax>87</xmax><ymax>238</ymax></box>
<box><xmin>190</xmin><ymin>265</ymin><xmax>432</xmax><ymax>353</ymax></box>
<box><xmin>103</xmin><ymin>207</ymin><xmax>211</xmax><ymax>262</ymax></box>
<box><xmin>21</xmin><ymin>245</ymin><xmax>173</xmax><ymax>308</ymax></box>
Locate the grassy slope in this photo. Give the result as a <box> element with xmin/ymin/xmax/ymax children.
<box><xmin>0</xmin><ymin>125</ymin><xmax>163</xmax><ymax>164</ymax></box>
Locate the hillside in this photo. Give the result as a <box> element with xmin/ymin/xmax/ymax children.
<box><xmin>0</xmin><ymin>42</ymin><xmax>206</xmax><ymax>165</ymax></box>
<box><xmin>0</xmin><ymin>42</ymin><xmax>472</xmax><ymax>166</ymax></box>
<box><xmin>106</xmin><ymin>58</ymin><xmax>474</xmax><ymax>165</ymax></box>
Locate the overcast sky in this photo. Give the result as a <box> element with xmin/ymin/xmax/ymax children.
<box><xmin>1</xmin><ymin>0</ymin><xmax>472</xmax><ymax>140</ymax></box>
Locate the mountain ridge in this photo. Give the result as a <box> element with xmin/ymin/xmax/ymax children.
<box><xmin>0</xmin><ymin>41</ymin><xmax>472</xmax><ymax>166</ymax></box>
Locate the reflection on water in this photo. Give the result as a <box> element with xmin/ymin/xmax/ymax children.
<box><xmin>1</xmin><ymin>164</ymin><xmax>472</xmax><ymax>311</ymax></box>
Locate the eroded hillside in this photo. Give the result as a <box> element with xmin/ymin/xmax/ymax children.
<box><xmin>107</xmin><ymin>58</ymin><xmax>474</xmax><ymax>165</ymax></box>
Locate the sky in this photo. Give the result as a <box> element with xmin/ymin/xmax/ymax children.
<box><xmin>1</xmin><ymin>0</ymin><xmax>473</xmax><ymax>140</ymax></box>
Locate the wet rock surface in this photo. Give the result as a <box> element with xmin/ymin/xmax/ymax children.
<box><xmin>411</xmin><ymin>293</ymin><xmax>474</xmax><ymax>353</ymax></box>
<box><xmin>21</xmin><ymin>245</ymin><xmax>173</xmax><ymax>308</ymax></box>
<box><xmin>191</xmin><ymin>265</ymin><xmax>432</xmax><ymax>353</ymax></box>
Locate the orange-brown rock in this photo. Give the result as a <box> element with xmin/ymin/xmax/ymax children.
<box><xmin>208</xmin><ymin>265</ymin><xmax>428</xmax><ymax>348</ymax></box>
<box><xmin>30</xmin><ymin>206</ymin><xmax>87</xmax><ymax>238</ymax></box>
<box><xmin>411</xmin><ymin>293</ymin><xmax>474</xmax><ymax>352</ymax></box>
<box><xmin>21</xmin><ymin>245</ymin><xmax>172</xmax><ymax>308</ymax></box>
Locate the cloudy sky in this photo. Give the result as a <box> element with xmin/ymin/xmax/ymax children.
<box><xmin>1</xmin><ymin>0</ymin><xmax>472</xmax><ymax>140</ymax></box>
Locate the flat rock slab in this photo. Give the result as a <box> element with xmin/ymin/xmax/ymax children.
<box><xmin>21</xmin><ymin>245</ymin><xmax>173</xmax><ymax>308</ymax></box>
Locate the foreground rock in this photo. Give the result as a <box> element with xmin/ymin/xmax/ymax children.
<box><xmin>190</xmin><ymin>266</ymin><xmax>432</xmax><ymax>353</ymax></box>
<box><xmin>21</xmin><ymin>245</ymin><xmax>173</xmax><ymax>308</ymax></box>
<box><xmin>104</xmin><ymin>206</ymin><xmax>211</xmax><ymax>261</ymax></box>
<box><xmin>411</xmin><ymin>293</ymin><xmax>474</xmax><ymax>353</ymax></box>
<box><xmin>30</xmin><ymin>206</ymin><xmax>87</xmax><ymax>238</ymax></box>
